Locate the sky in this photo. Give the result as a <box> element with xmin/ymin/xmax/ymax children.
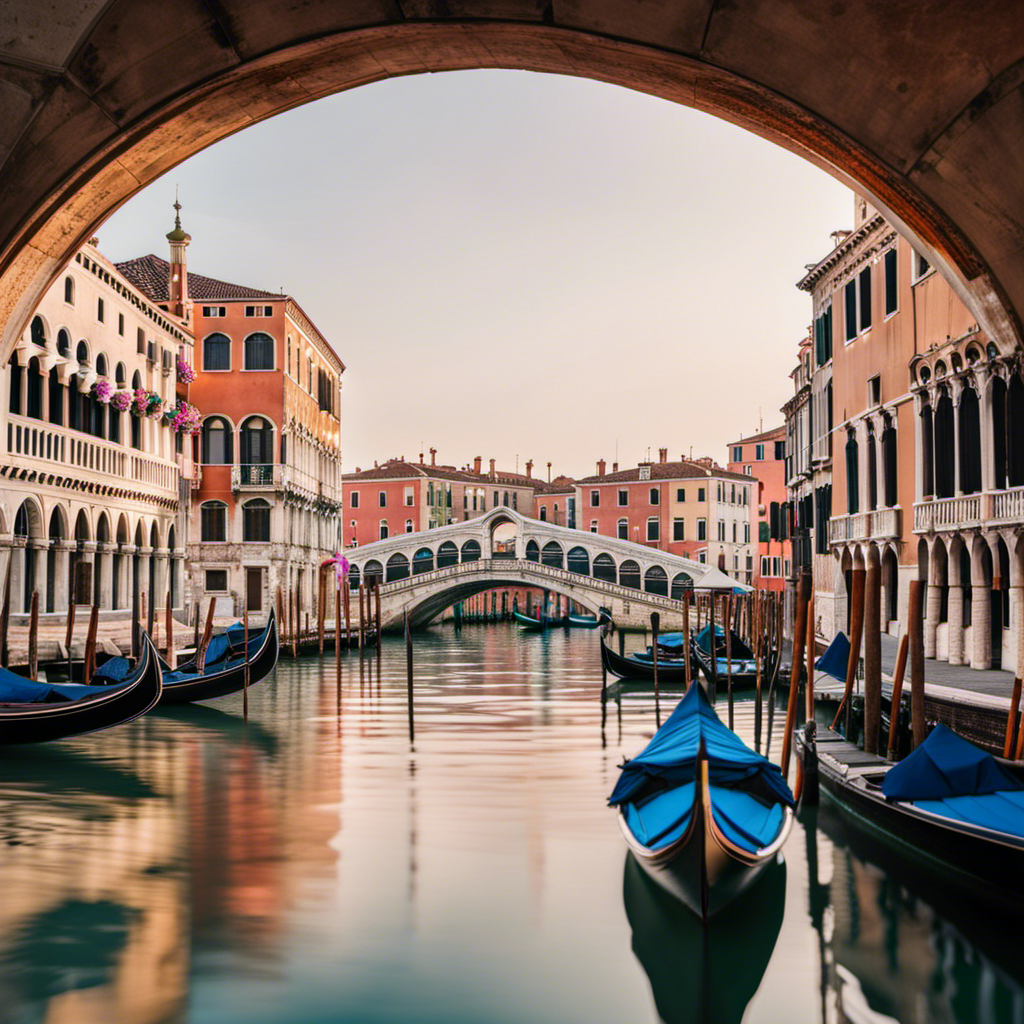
<box><xmin>97</xmin><ymin>69</ymin><xmax>852</xmax><ymax>479</ymax></box>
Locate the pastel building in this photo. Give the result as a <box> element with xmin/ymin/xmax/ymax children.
<box><xmin>118</xmin><ymin>214</ymin><xmax>343</xmax><ymax>618</ymax></box>
<box><xmin>575</xmin><ymin>450</ymin><xmax>756</xmax><ymax>585</ymax></box>
<box><xmin>1</xmin><ymin>236</ymin><xmax>192</xmax><ymax>621</ymax></box>
<box><xmin>726</xmin><ymin>425</ymin><xmax>788</xmax><ymax>591</ymax></box>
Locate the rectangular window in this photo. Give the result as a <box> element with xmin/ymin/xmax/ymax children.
<box><xmin>761</xmin><ymin>556</ymin><xmax>771</xmax><ymax>577</ymax></box>
<box><xmin>673</xmin><ymin>518</ymin><xmax>684</xmax><ymax>541</ymax></box>
<box><xmin>732</xmin><ymin>522</ymin><xmax>737</xmax><ymax>542</ymax></box>
<box><xmin>378</xmin><ymin>491</ymin><xmax>387</xmax><ymax>508</ymax></box>
<box><xmin>731</xmin><ymin>446</ymin><xmax>742</xmax><ymax>462</ymax></box>
<box><xmin>97</xmin><ymin>297</ymin><xmax>104</xmax><ymax>322</ymax></box>
<box><xmin>914</xmin><ymin>252</ymin><xmax>930</xmax><ymax>280</ymax></box>
<box><xmin>649</xmin><ymin>487</ymin><xmax>659</xmax><ymax>505</ymax></box>
<box><xmin>773</xmin><ymin>556</ymin><xmax>783</xmax><ymax>577</ymax></box>
<box><xmin>730</xmin><ymin>485</ymin><xmax>736</xmax><ymax>504</ymax></box>
<box><xmin>118</xmin><ymin>312</ymin><xmax>124</xmax><ymax>336</ymax></box>
<box><xmin>859</xmin><ymin>266</ymin><xmax>872</xmax><ymax>331</ymax></box>
<box><xmin>137</xmin><ymin>327</ymin><xmax>146</xmax><ymax>355</ymax></box>
<box><xmin>245</xmin><ymin>305</ymin><xmax>273</xmax><ymax>317</ymax></box>
<box><xmin>744</xmin><ymin>522</ymin><xmax>750</xmax><ymax>543</ymax></box>
<box><xmin>698</xmin><ymin>551</ymin><xmax>706</xmax><ymax>564</ymax></box>
<box><xmin>590</xmin><ymin>490</ymin><xmax>600</xmax><ymax>507</ymax></box>
<box><xmin>350</xmin><ymin>491</ymin><xmax>359</xmax><ymax>508</ymax></box>
<box><xmin>698</xmin><ymin>487</ymin><xmax>705</xmax><ymax>502</ymax></box>
<box><xmin>205</xmin><ymin>569</ymin><xmax>228</xmax><ymax>592</ymax></box>
<box><xmin>884</xmin><ymin>248</ymin><xmax>898</xmax><ymax>315</ymax></box>
<box><xmin>590</xmin><ymin>520</ymin><xmax>598</xmax><ymax>533</ymax></box>
<box><xmin>868</xmin><ymin>375</ymin><xmax>881</xmax><ymax>407</ymax></box>
<box><xmin>676</xmin><ymin>488</ymin><xmax>685</xmax><ymax>502</ymax></box>
<box><xmin>845</xmin><ymin>279</ymin><xmax>858</xmax><ymax>340</ymax></box>
<box><xmin>379</xmin><ymin>521</ymin><xmax>389</xmax><ymax>540</ymax></box>
<box><xmin>697</xmin><ymin>518</ymin><xmax>707</xmax><ymax>541</ymax></box>
<box><xmin>647</xmin><ymin>517</ymin><xmax>659</xmax><ymax>542</ymax></box>
<box><xmin>404</xmin><ymin>486</ymin><xmax>414</xmax><ymax>506</ymax></box>
<box><xmin>618</xmin><ymin>489</ymin><xmax>628</xmax><ymax>506</ymax></box>
<box><xmin>203</xmin><ymin>305</ymin><xmax>227</xmax><ymax>317</ymax></box>
<box><xmin>717</xmin><ymin>519</ymin><xmax>725</xmax><ymax>541</ymax></box>
<box><xmin>774</xmin><ymin>440</ymin><xmax>785</xmax><ymax>460</ymax></box>
<box><xmin>755</xmin><ymin>443</ymin><xmax>765</xmax><ymax>460</ymax></box>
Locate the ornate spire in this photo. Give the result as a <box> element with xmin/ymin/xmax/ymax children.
<box><xmin>166</xmin><ymin>190</ymin><xmax>191</xmax><ymax>244</ymax></box>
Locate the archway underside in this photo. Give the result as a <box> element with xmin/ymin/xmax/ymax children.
<box><xmin>2</xmin><ymin>6</ymin><xmax>1024</xmax><ymax>357</ymax></box>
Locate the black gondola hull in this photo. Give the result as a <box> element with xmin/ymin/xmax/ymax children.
<box><xmin>158</xmin><ymin>608</ymin><xmax>279</xmax><ymax>705</ymax></box>
<box><xmin>601</xmin><ymin>637</ymin><xmax>695</xmax><ymax>683</ymax></box>
<box><xmin>0</xmin><ymin>635</ymin><xmax>162</xmax><ymax>745</ymax></box>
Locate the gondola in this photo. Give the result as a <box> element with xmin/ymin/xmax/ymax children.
<box><xmin>512</xmin><ymin>609</ymin><xmax>567</xmax><ymax>631</ymax></box>
<box><xmin>600</xmin><ymin>634</ymin><xmax>695</xmax><ymax>683</ymax></box>
<box><xmin>691</xmin><ymin>624</ymin><xmax>759</xmax><ymax>688</ymax></box>
<box><xmin>157</xmin><ymin>606</ymin><xmax>278</xmax><ymax>705</ymax></box>
<box><xmin>567</xmin><ymin>611</ymin><xmax>608</xmax><ymax>629</ymax></box>
<box><xmin>0</xmin><ymin>633</ymin><xmax>162</xmax><ymax>745</ymax></box>
<box><xmin>609</xmin><ymin>682</ymin><xmax>794</xmax><ymax>920</ymax></box>
<box><xmin>797</xmin><ymin>722</ymin><xmax>1024</xmax><ymax>888</ymax></box>
<box><xmin>623</xmin><ymin>851</ymin><xmax>786</xmax><ymax>1024</ymax></box>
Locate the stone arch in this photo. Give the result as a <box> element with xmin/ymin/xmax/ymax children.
<box><xmin>412</xmin><ymin>547</ymin><xmax>434</xmax><ymax>574</ymax></box>
<box><xmin>566</xmin><ymin>546</ymin><xmax>590</xmax><ymax>576</ymax></box>
<box><xmin>525</xmin><ymin>540</ymin><xmax>540</xmax><ymax>563</ymax></box>
<box><xmin>593</xmin><ymin>553</ymin><xmax>616</xmax><ymax>583</ymax></box>
<box><xmin>437</xmin><ymin>541</ymin><xmax>459</xmax><ymax>568</ymax></box>
<box><xmin>644</xmin><ymin>565</ymin><xmax>668</xmax><ymax>595</ymax></box>
<box><xmin>364</xmin><ymin>560</ymin><xmax>383</xmax><ymax>585</ymax></box>
<box><xmin>619</xmin><ymin>559</ymin><xmax>641</xmax><ymax>590</ymax></box>
<box><xmin>670</xmin><ymin>571</ymin><xmax>693</xmax><ymax>600</ymax></box>
<box><xmin>348</xmin><ymin>563</ymin><xmax>361</xmax><ymax>589</ymax></box>
<box><xmin>461</xmin><ymin>539</ymin><xmax>481</xmax><ymax>563</ymax></box>
<box><xmin>386</xmin><ymin>553</ymin><xmax>409</xmax><ymax>582</ymax></box>
<box><xmin>540</xmin><ymin>541</ymin><xmax>563</xmax><ymax>569</ymax></box>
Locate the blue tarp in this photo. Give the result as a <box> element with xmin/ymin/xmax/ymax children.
<box><xmin>608</xmin><ymin>683</ymin><xmax>794</xmax><ymax>808</ymax></box>
<box><xmin>654</xmin><ymin>632</ymin><xmax>686</xmax><ymax>650</ymax></box>
<box><xmin>92</xmin><ymin>656</ymin><xmax>131</xmax><ymax>683</ymax></box>
<box><xmin>815</xmin><ymin>632</ymin><xmax>851</xmax><ymax>681</ymax></box>
<box><xmin>882</xmin><ymin>723</ymin><xmax>1024</xmax><ymax>801</ymax></box>
<box><xmin>0</xmin><ymin>664</ymin><xmax>130</xmax><ymax>703</ymax></box>
<box><xmin>693</xmin><ymin>624</ymin><xmax>725</xmax><ymax>652</ymax></box>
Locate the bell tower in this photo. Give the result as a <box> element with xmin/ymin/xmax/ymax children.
<box><xmin>166</xmin><ymin>192</ymin><xmax>192</xmax><ymax>322</ymax></box>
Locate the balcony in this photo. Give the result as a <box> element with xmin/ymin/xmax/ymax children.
<box><xmin>231</xmin><ymin>463</ymin><xmax>277</xmax><ymax>489</ymax></box>
<box><xmin>828</xmin><ymin>507</ymin><xmax>902</xmax><ymax>546</ymax></box>
<box><xmin>914</xmin><ymin>486</ymin><xmax>1024</xmax><ymax>532</ymax></box>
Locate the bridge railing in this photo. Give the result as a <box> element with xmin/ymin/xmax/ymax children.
<box><xmin>376</xmin><ymin>558</ymin><xmax>689</xmax><ymax>611</ymax></box>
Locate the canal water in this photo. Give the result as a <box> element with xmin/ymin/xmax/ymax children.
<box><xmin>0</xmin><ymin>624</ymin><xmax>1022</xmax><ymax>1024</ymax></box>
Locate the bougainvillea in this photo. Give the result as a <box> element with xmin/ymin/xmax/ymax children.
<box><xmin>131</xmin><ymin>388</ymin><xmax>163</xmax><ymax>417</ymax></box>
<box><xmin>164</xmin><ymin>400</ymin><xmax>202</xmax><ymax>434</ymax></box>
<box><xmin>331</xmin><ymin>552</ymin><xmax>351</xmax><ymax>586</ymax></box>
<box><xmin>92</xmin><ymin>379</ymin><xmax>115</xmax><ymax>403</ymax></box>
<box><xmin>110</xmin><ymin>389</ymin><xmax>132</xmax><ymax>412</ymax></box>
<box><xmin>176</xmin><ymin>357</ymin><xmax>196</xmax><ymax>384</ymax></box>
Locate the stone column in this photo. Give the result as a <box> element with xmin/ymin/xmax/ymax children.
<box><xmin>138</xmin><ymin>546</ymin><xmax>154</xmax><ymax>608</ymax></box>
<box><xmin>924</xmin><ymin>581</ymin><xmax>942</xmax><ymax>659</ymax></box>
<box><xmin>171</xmin><ymin>550</ymin><xmax>186</xmax><ymax>609</ymax></box>
<box><xmin>971</xmin><ymin>582</ymin><xmax>991</xmax><ymax>669</ymax></box>
<box><xmin>947</xmin><ymin>584</ymin><xmax>965</xmax><ymax>665</ymax></box>
<box><xmin>52</xmin><ymin>540</ymin><xmax>74</xmax><ymax>612</ymax></box>
<box><xmin>1009</xmin><ymin>585</ymin><xmax>1024</xmax><ymax>679</ymax></box>
<box><xmin>977</xmin><ymin>368</ymin><xmax>995</xmax><ymax>494</ymax></box>
<box><xmin>7</xmin><ymin>537</ymin><xmax>26</xmax><ymax>613</ymax></box>
<box><xmin>26</xmin><ymin>538</ymin><xmax>48</xmax><ymax>611</ymax></box>
<box><xmin>96</xmin><ymin>541</ymin><xmax>116</xmax><ymax>609</ymax></box>
<box><xmin>118</xmin><ymin>544</ymin><xmax>136</xmax><ymax>611</ymax></box>
<box><xmin>152</xmin><ymin>547</ymin><xmax>170</xmax><ymax>612</ymax></box>
<box><xmin>864</xmin><ymin>555</ymin><xmax>883</xmax><ymax>753</ymax></box>
<box><xmin>78</xmin><ymin>540</ymin><xmax>97</xmax><ymax>606</ymax></box>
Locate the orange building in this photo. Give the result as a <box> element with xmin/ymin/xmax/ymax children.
<box><xmin>726</xmin><ymin>426</ymin><xmax>788</xmax><ymax>591</ymax></box>
<box><xmin>119</xmin><ymin>210</ymin><xmax>343</xmax><ymax>618</ymax></box>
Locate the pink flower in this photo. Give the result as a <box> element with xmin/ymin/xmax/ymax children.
<box><xmin>110</xmin><ymin>390</ymin><xmax>132</xmax><ymax>411</ymax></box>
<box><xmin>92</xmin><ymin>379</ymin><xmax>114</xmax><ymax>403</ymax></box>
<box><xmin>176</xmin><ymin>357</ymin><xmax>196</xmax><ymax>384</ymax></box>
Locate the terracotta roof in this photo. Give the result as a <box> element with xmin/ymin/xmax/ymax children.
<box><xmin>727</xmin><ymin>425</ymin><xmax>785</xmax><ymax>445</ymax></box>
<box><xmin>115</xmin><ymin>254</ymin><xmax>284</xmax><ymax>303</ymax></box>
<box><xmin>577</xmin><ymin>460</ymin><xmax>753</xmax><ymax>484</ymax></box>
<box><xmin>342</xmin><ymin>459</ymin><xmax>571</xmax><ymax>488</ymax></box>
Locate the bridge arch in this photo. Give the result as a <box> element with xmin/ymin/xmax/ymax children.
<box><xmin>567</xmin><ymin>546</ymin><xmax>590</xmax><ymax>576</ymax></box>
<box><xmin>644</xmin><ymin>565</ymin><xmax>669</xmax><ymax>596</ymax></box>
<box><xmin>461</xmin><ymin>540</ymin><xmax>482</xmax><ymax>562</ymax></box>
<box><xmin>541</xmin><ymin>541</ymin><xmax>564</xmax><ymax>569</ymax></box>
<box><xmin>412</xmin><ymin>547</ymin><xmax>434</xmax><ymax>574</ymax></box>
<box><xmin>525</xmin><ymin>540</ymin><xmax>540</xmax><ymax>563</ymax></box>
<box><xmin>386</xmin><ymin>553</ymin><xmax>410</xmax><ymax>582</ymax></box>
<box><xmin>593</xmin><ymin>553</ymin><xmax>617</xmax><ymax>583</ymax></box>
<box><xmin>364</xmin><ymin>560</ymin><xmax>383</xmax><ymax>585</ymax></box>
<box><xmin>2</xmin><ymin>7</ymin><xmax>1024</xmax><ymax>366</ymax></box>
<box><xmin>619</xmin><ymin>559</ymin><xmax>641</xmax><ymax>590</ymax></box>
<box><xmin>437</xmin><ymin>542</ymin><xmax>459</xmax><ymax>568</ymax></box>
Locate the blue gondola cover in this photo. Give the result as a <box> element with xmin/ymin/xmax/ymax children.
<box><xmin>882</xmin><ymin>723</ymin><xmax>1024</xmax><ymax>801</ymax></box>
<box><xmin>815</xmin><ymin>632</ymin><xmax>851</xmax><ymax>681</ymax></box>
<box><xmin>0</xmin><ymin>664</ymin><xmax>131</xmax><ymax>703</ymax></box>
<box><xmin>608</xmin><ymin>683</ymin><xmax>794</xmax><ymax>808</ymax></box>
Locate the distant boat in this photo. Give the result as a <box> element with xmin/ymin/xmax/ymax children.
<box><xmin>600</xmin><ymin>634</ymin><xmax>695</xmax><ymax>683</ymax></box>
<box><xmin>610</xmin><ymin>683</ymin><xmax>794</xmax><ymax>920</ymax></box>
<box><xmin>691</xmin><ymin>624</ymin><xmax>759</xmax><ymax>688</ymax></box>
<box><xmin>0</xmin><ymin>634</ymin><xmax>162</xmax><ymax>745</ymax></box>
<box><xmin>799</xmin><ymin>723</ymin><xmax>1024</xmax><ymax>888</ymax></box>
<box><xmin>512</xmin><ymin>609</ymin><xmax>567</xmax><ymax>631</ymax></box>
<box><xmin>156</xmin><ymin>606</ymin><xmax>279</xmax><ymax>705</ymax></box>
<box><xmin>568</xmin><ymin>612</ymin><xmax>605</xmax><ymax>629</ymax></box>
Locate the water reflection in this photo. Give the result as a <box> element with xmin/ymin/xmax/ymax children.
<box><xmin>624</xmin><ymin>852</ymin><xmax>786</xmax><ymax>1024</ymax></box>
<box><xmin>0</xmin><ymin>627</ymin><xmax>1022</xmax><ymax>1023</ymax></box>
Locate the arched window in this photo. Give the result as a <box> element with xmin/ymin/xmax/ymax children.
<box><xmin>503</xmin><ymin>491</ymin><xmax>509</xmax><ymax>507</ymax></box>
<box><xmin>413</xmin><ymin>548</ymin><xmax>434</xmax><ymax>574</ymax></box>
<box><xmin>525</xmin><ymin>540</ymin><xmax>540</xmax><ymax>562</ymax></box>
<box><xmin>541</xmin><ymin>541</ymin><xmax>563</xmax><ymax>568</ymax></box>
<box><xmin>30</xmin><ymin>316</ymin><xmax>46</xmax><ymax>346</ymax></box>
<box><xmin>364</xmin><ymin>560</ymin><xmax>384</xmax><ymax>586</ymax></box>
<box><xmin>307</xmin><ymin>356</ymin><xmax>313</xmax><ymax>392</ymax></box>
<box><xmin>286</xmin><ymin>336</ymin><xmax>291</xmax><ymax>374</ymax></box>
<box><xmin>203</xmin><ymin>332</ymin><xmax>230</xmax><ymax>371</ymax></box>
<box><xmin>619</xmin><ymin>559</ymin><xmax>641</xmax><ymax>589</ymax></box>
<box><xmin>958</xmin><ymin>386</ymin><xmax>982</xmax><ymax>495</ymax></box>
<box><xmin>386</xmin><ymin>553</ymin><xmax>409</xmax><ymax>582</ymax></box>
<box><xmin>427</xmin><ymin>483</ymin><xmax>434</xmax><ymax>505</ymax></box>
<box><xmin>617</xmin><ymin>517</ymin><xmax>628</xmax><ymax>540</ymax></box>
<box><xmin>866</xmin><ymin>422</ymin><xmax>877</xmax><ymax>511</ymax></box>
<box><xmin>348</xmin><ymin>564</ymin><xmax>361</xmax><ymax>590</ymax></box>
<box><xmin>76</xmin><ymin>340</ymin><xmax>89</xmax><ymax>365</ymax></box>
<box><xmin>25</xmin><ymin>357</ymin><xmax>42</xmax><ymax>419</ymax></box>
<box><xmin>48</xmin><ymin>365</ymin><xmax>62</xmax><ymax>425</ymax></box>
<box><xmin>539</xmin><ymin>506</ymin><xmax>547</xmax><ymax>522</ymax></box>
<box><xmin>920</xmin><ymin>403</ymin><xmax>934</xmax><ymax>498</ymax></box>
<box><xmin>593</xmin><ymin>553</ymin><xmax>616</xmax><ymax>582</ymax></box>
<box><xmin>437</xmin><ymin>542</ymin><xmax>459</xmax><ymax>567</ymax></box>
<box><xmin>115</xmin><ymin>362</ymin><xmax>126</xmax><ymax>385</ymax></box>
<box><xmin>244</xmin><ymin>332</ymin><xmax>275</xmax><ymax>370</ymax></box>
<box><xmin>56</xmin><ymin>329</ymin><xmax>70</xmax><ymax>357</ymax></box>
<box><xmin>461</xmin><ymin>540</ymin><xmax>482</xmax><ymax>562</ymax></box>
<box><xmin>242</xmin><ymin>498</ymin><xmax>271</xmax><ymax>542</ymax></box>
<box><xmin>7</xmin><ymin>355</ymin><xmax>21</xmax><ymax>415</ymax></box>
<box><xmin>644</xmin><ymin>565</ymin><xmax>668</xmax><ymax>595</ymax></box>
<box><xmin>567</xmin><ymin>546</ymin><xmax>590</xmax><ymax>576</ymax></box>
<box><xmin>405</xmin><ymin>519</ymin><xmax>414</xmax><ymax>533</ymax></box>
<box><xmin>202</xmin><ymin>417</ymin><xmax>233</xmax><ymax>464</ymax></box>
<box><xmin>881</xmin><ymin>414</ymin><xmax>897</xmax><ymax>506</ymax></box>
<box><xmin>64</xmin><ymin>276</ymin><xmax>74</xmax><ymax>304</ymax></box>
<box><xmin>379</xmin><ymin>520</ymin><xmax>389</xmax><ymax>540</ymax></box>
<box><xmin>934</xmin><ymin>389</ymin><xmax>955</xmax><ymax>498</ymax></box>
<box><xmin>200</xmin><ymin>501</ymin><xmax>227</xmax><ymax>542</ymax></box>
<box><xmin>845</xmin><ymin>431</ymin><xmax>860</xmax><ymax>514</ymax></box>
<box><xmin>670</xmin><ymin>572</ymin><xmax>693</xmax><ymax>600</ymax></box>
<box><xmin>130</xmin><ymin>370</ymin><xmax>142</xmax><ymax>449</ymax></box>
<box><xmin>512</xmin><ymin>493</ymin><xmax>518</xmax><ymax>511</ymax></box>
<box><xmin>95</xmin><ymin>352</ymin><xmax>108</xmax><ymax>378</ymax></box>
<box><xmin>240</xmin><ymin>417</ymin><xmax>273</xmax><ymax>484</ymax></box>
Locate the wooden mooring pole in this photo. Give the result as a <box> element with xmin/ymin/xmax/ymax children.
<box><xmin>805</xmin><ymin>590</ymin><xmax>816</xmax><ymax>723</ymax></box>
<box><xmin>651</xmin><ymin>612</ymin><xmax>661</xmax><ymax>728</ymax></box>
<box><xmin>708</xmin><ymin>593</ymin><xmax>718</xmax><ymax>703</ymax></box>
<box><xmin>374</xmin><ymin>580</ymin><xmax>382</xmax><ymax>662</ymax></box>
<box><xmin>335</xmin><ymin>577</ymin><xmax>342</xmax><ymax>693</ymax></box>
<box><xmin>27</xmin><ymin>590</ymin><xmax>39</xmax><ymax>680</ymax></box>
<box><xmin>781</xmin><ymin>571</ymin><xmax>810</xmax><ymax>778</ymax></box>
<box><xmin>405</xmin><ymin>608</ymin><xmax>415</xmax><ymax>744</ymax></box>
<box><xmin>887</xmin><ymin>633</ymin><xmax>909</xmax><ymax>760</ymax></box>
<box><xmin>864</xmin><ymin>556</ymin><xmax>883</xmax><ymax>755</ymax></box>
<box><xmin>0</xmin><ymin>554</ymin><xmax>10</xmax><ymax>668</ymax></box>
<box><xmin>833</xmin><ymin>569</ymin><xmax>866</xmax><ymax>733</ymax></box>
<box><xmin>318</xmin><ymin>569</ymin><xmax>326</xmax><ymax>656</ymax></box>
<box><xmin>725</xmin><ymin>595</ymin><xmax>734</xmax><ymax>730</ymax></box>
<box><xmin>683</xmin><ymin>590</ymin><xmax>692</xmax><ymax>690</ymax></box>
<box><xmin>1007</xmin><ymin>677</ymin><xmax>1023</xmax><ymax>760</ymax></box>
<box><xmin>165</xmin><ymin>589</ymin><xmax>174</xmax><ymax>666</ymax></box>
<box><xmin>908</xmin><ymin>578</ymin><xmax>926</xmax><ymax>749</ymax></box>
<box><xmin>196</xmin><ymin>598</ymin><xmax>216</xmax><ymax>674</ymax></box>
<box><xmin>753</xmin><ymin>589</ymin><xmax>763</xmax><ymax>754</ymax></box>
<box><xmin>243</xmin><ymin>599</ymin><xmax>250</xmax><ymax>721</ymax></box>
<box><xmin>83</xmin><ymin>603</ymin><xmax>99</xmax><ymax>685</ymax></box>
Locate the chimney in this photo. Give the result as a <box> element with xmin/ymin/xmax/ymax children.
<box><xmin>489</xmin><ymin>458</ymin><xmax>496</xmax><ymax>479</ymax></box>
<box><xmin>612</xmin><ymin>462</ymin><xmax>618</xmax><ymax>472</ymax></box>
<box><xmin>430</xmin><ymin>447</ymin><xmax>437</xmax><ymax>466</ymax></box>
<box><xmin>597</xmin><ymin>459</ymin><xmax>606</xmax><ymax>477</ymax></box>
<box><xmin>547</xmin><ymin>461</ymin><xmax>552</xmax><ymax>482</ymax></box>
<box><xmin>658</xmin><ymin>448</ymin><xmax>668</xmax><ymax>464</ymax></box>
<box><xmin>525</xmin><ymin>460</ymin><xmax>533</xmax><ymax>479</ymax></box>
<box><xmin>473</xmin><ymin>456</ymin><xmax>482</xmax><ymax>475</ymax></box>
<box><xmin>374</xmin><ymin>460</ymin><xmax>378</xmax><ymax>468</ymax></box>
<box><xmin>419</xmin><ymin>451</ymin><xmax>424</xmax><ymax>464</ymax></box>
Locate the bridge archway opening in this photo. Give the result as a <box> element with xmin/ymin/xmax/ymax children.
<box><xmin>567</xmin><ymin>546</ymin><xmax>590</xmax><ymax>576</ymax></box>
<box><xmin>348</xmin><ymin>564</ymin><xmax>361</xmax><ymax>590</ymax></box>
<box><xmin>461</xmin><ymin>540</ymin><xmax>482</xmax><ymax>563</ymax></box>
<box><xmin>364</xmin><ymin>560</ymin><xmax>383</xmax><ymax>586</ymax></box>
<box><xmin>490</xmin><ymin>520</ymin><xmax>517</xmax><ymax>558</ymax></box>
<box><xmin>437</xmin><ymin>542</ymin><xmax>459</xmax><ymax>568</ymax></box>
<box><xmin>525</xmin><ymin>541</ymin><xmax>540</xmax><ymax>563</ymax></box>
<box><xmin>541</xmin><ymin>541</ymin><xmax>564</xmax><ymax>569</ymax></box>
<box><xmin>593</xmin><ymin>554</ymin><xmax>617</xmax><ymax>583</ymax></box>
<box><xmin>644</xmin><ymin>565</ymin><xmax>668</xmax><ymax>596</ymax></box>
<box><xmin>412</xmin><ymin>547</ymin><xmax>434</xmax><ymax>575</ymax></box>
<box><xmin>671</xmin><ymin>571</ymin><xmax>694</xmax><ymax>600</ymax></box>
<box><xmin>619</xmin><ymin>560</ymin><xmax>641</xmax><ymax>590</ymax></box>
<box><xmin>386</xmin><ymin>553</ymin><xmax>410</xmax><ymax>582</ymax></box>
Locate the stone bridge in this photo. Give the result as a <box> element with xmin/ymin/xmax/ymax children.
<box><xmin>343</xmin><ymin>508</ymin><xmax>744</xmax><ymax>631</ymax></box>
